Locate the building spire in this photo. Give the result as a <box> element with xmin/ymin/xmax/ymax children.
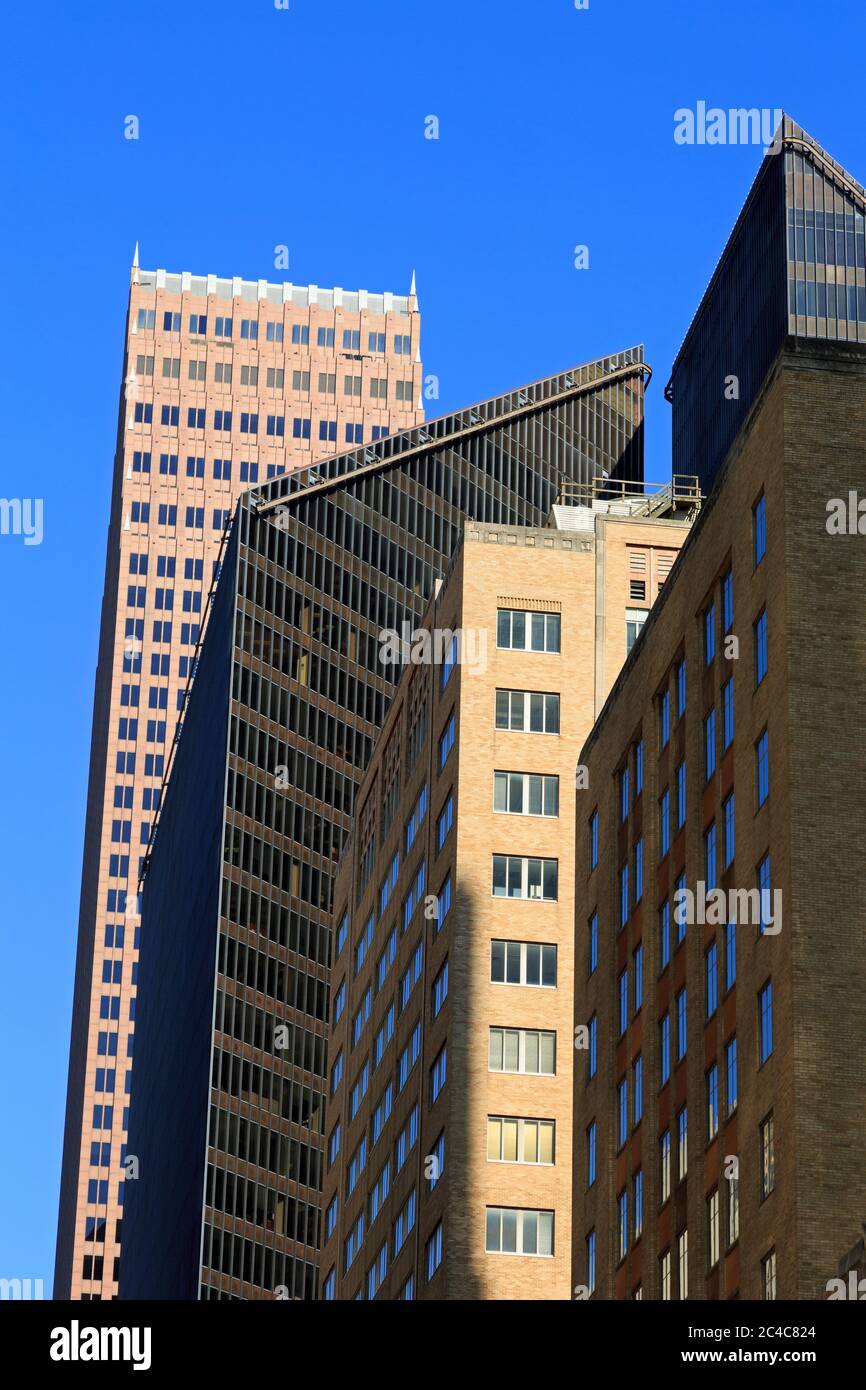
<box><xmin>131</xmin><ymin>241</ymin><xmax>140</xmax><ymax>286</ymax></box>
<box><xmin>409</xmin><ymin>268</ymin><xmax>418</xmax><ymax>310</ymax></box>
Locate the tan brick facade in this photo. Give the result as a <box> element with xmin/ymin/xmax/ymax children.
<box><xmin>573</xmin><ymin>343</ymin><xmax>866</xmax><ymax>1302</ymax></box>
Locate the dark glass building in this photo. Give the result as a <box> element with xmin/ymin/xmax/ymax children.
<box><xmin>119</xmin><ymin>349</ymin><xmax>649</xmax><ymax>1299</ymax></box>
<box><xmin>667</xmin><ymin>114</ymin><xmax>866</xmax><ymax>495</ymax></box>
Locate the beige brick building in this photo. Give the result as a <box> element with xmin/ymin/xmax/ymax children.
<box><xmin>573</xmin><ymin>341</ymin><xmax>866</xmax><ymax>1301</ymax></box>
<box><xmin>55</xmin><ymin>256</ymin><xmax>423</xmax><ymax>1299</ymax></box>
<box><xmin>319</xmin><ymin>488</ymin><xmax>693</xmax><ymax>1299</ymax></box>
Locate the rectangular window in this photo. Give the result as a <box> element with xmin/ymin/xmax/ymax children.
<box><xmin>485</xmin><ymin>1208</ymin><xmax>554</xmax><ymax>1257</ymax></box>
<box><xmin>495</xmin><ymin>688</ymin><xmax>560</xmax><ymax>734</ymax></box>
<box><xmin>755</xmin><ymin>729</ymin><xmax>769</xmax><ymax>807</ymax></box>
<box><xmin>490</xmin><ymin>939</ymin><xmax>557</xmax><ymax>987</ymax></box>
<box><xmin>489</xmin><ymin>1027</ymin><xmax>555</xmax><ymax>1076</ymax></box>
<box><xmin>587</xmin><ymin>1121</ymin><xmax>597</xmax><ymax>1186</ymax></box>
<box><xmin>493</xmin><ymin>770</ymin><xmax>559</xmax><ymax>817</ymax></box>
<box><xmin>619</xmin><ymin>765</ymin><xmax>629</xmax><ymax>822</ymax></box>
<box><xmin>589</xmin><ymin>912</ymin><xmax>598</xmax><ymax>974</ymax></box>
<box><xmin>677</xmin><ymin>658</ymin><xmax>686</xmax><ymax>716</ymax></box>
<box><xmin>706</xmin><ymin>942</ymin><xmax>718</xmax><ymax>1017</ymax></box>
<box><xmin>659</xmin><ymin>789</ymin><xmax>670</xmax><ymax>858</ymax></box>
<box><xmin>659</xmin><ymin>900</ymin><xmax>671</xmax><ymax>969</ymax></box>
<box><xmin>758</xmin><ymin>854</ymin><xmax>771</xmax><ymax>934</ymax></box>
<box><xmin>754</xmin><ymin>494</ymin><xmax>766</xmax><ymax>566</ymax></box>
<box><xmin>705</xmin><ymin>708</ymin><xmax>716</xmax><ymax>779</ymax></box>
<box><xmin>707</xmin><ymin>1063</ymin><xmax>719</xmax><ymax>1140</ymax></box>
<box><xmin>496</xmin><ymin>609</ymin><xmax>561</xmax><ymax>653</ymax></box>
<box><xmin>487</xmin><ymin>1116</ymin><xmax>555</xmax><ymax>1165</ymax></box>
<box><xmin>659</xmin><ymin>689</ymin><xmax>670</xmax><ymax>747</ymax></box>
<box><xmin>660</xmin><ymin>1131</ymin><xmax>671</xmax><ymax>1203</ymax></box>
<box><xmin>760</xmin><ymin>1113</ymin><xmax>775</xmax><ymax>1198</ymax></box>
<box><xmin>677</xmin><ymin>1107</ymin><xmax>688</xmax><ymax>1181</ymax></box>
<box><xmin>755</xmin><ymin>608</ymin><xmax>768</xmax><ymax>685</ymax></box>
<box><xmin>492</xmin><ymin>855</ymin><xmax>558</xmax><ymax>901</ymax></box>
<box><xmin>705</xmin><ymin>820</ymin><xmax>717</xmax><ymax>891</ymax></box>
<box><xmin>762</xmin><ymin>1249</ymin><xmax>776</xmax><ymax>1300</ymax></box>
<box><xmin>722</xmin><ymin>569</ymin><xmax>733</xmax><ymax>634</ymax></box>
<box><xmin>708</xmin><ymin>1190</ymin><xmax>720</xmax><ymax>1268</ymax></box>
<box><xmin>676</xmin><ymin>988</ymin><xmax>687</xmax><ymax>1060</ymax></box>
<box><xmin>759</xmin><ymin>981</ymin><xmax>773</xmax><ymax>1063</ymax></box>
<box><xmin>722</xmin><ymin>677</ymin><xmax>734</xmax><ymax>749</ymax></box>
<box><xmin>676</xmin><ymin>761</ymin><xmax>686</xmax><ymax>830</ymax></box>
<box><xmin>723</xmin><ymin>793</ymin><xmax>735</xmax><ymax>867</ymax></box>
<box><xmin>725</xmin><ymin>920</ymin><xmax>737</xmax><ymax>988</ymax></box>
<box><xmin>659</xmin><ymin>1013</ymin><xmax>671</xmax><ymax>1085</ymax></box>
<box><xmin>726</xmin><ymin>1035</ymin><xmax>738</xmax><ymax>1114</ymax></box>
<box><xmin>438</xmin><ymin>712</ymin><xmax>455</xmax><ymax>769</ymax></box>
<box><xmin>704</xmin><ymin>602</ymin><xmax>716</xmax><ymax>666</ymax></box>
<box><xmin>589</xmin><ymin>811</ymin><xmax>599</xmax><ymax>870</ymax></box>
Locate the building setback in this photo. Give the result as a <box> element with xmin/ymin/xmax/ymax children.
<box><xmin>55</xmin><ymin>259</ymin><xmax>423</xmax><ymax>1299</ymax></box>
<box><xmin>573</xmin><ymin>332</ymin><xmax>866</xmax><ymax>1300</ymax></box>
<box><xmin>319</xmin><ymin>493</ymin><xmax>694</xmax><ymax>1301</ymax></box>
<box><xmin>117</xmin><ymin>351</ymin><xmax>651</xmax><ymax>1298</ymax></box>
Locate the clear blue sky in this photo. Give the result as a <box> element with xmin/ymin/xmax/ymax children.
<box><xmin>1</xmin><ymin>0</ymin><xmax>864</xmax><ymax>1291</ymax></box>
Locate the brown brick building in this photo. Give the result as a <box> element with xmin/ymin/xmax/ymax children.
<box><xmin>320</xmin><ymin>490</ymin><xmax>693</xmax><ymax>1299</ymax></box>
<box><xmin>572</xmin><ymin>339</ymin><xmax>866</xmax><ymax>1301</ymax></box>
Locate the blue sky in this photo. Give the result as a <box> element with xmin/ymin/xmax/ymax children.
<box><xmin>1</xmin><ymin>0</ymin><xmax>864</xmax><ymax>1290</ymax></box>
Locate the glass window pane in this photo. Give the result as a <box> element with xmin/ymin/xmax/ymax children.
<box><xmin>525</xmin><ymin>943</ymin><xmax>540</xmax><ymax>984</ymax></box>
<box><xmin>502</xmin><ymin>1210</ymin><xmax>518</xmax><ymax>1253</ymax></box>
<box><xmin>522</xmin><ymin>1121</ymin><xmax>538</xmax><ymax>1163</ymax></box>
<box><xmin>546</xmin><ymin>694</ymin><xmax>560</xmax><ymax>733</ymax></box>
<box><xmin>487</xmin><ymin>1120</ymin><xmax>500</xmax><ymax>1161</ymax></box>
<box><xmin>544</xmin><ymin>778</ymin><xmax>558</xmax><ymax>816</ymax></box>
<box><xmin>529</xmin><ymin>693</ymin><xmax>543</xmax><ymax>731</ymax></box>
<box><xmin>511</xmin><ymin>691</ymin><xmax>525</xmax><ymax>730</ymax></box>
<box><xmin>493</xmin><ymin>773</ymin><xmax>507</xmax><ymax>813</ymax></box>
<box><xmin>512</xmin><ymin>612</ymin><xmax>525</xmax><ymax>649</ymax></box>
<box><xmin>542</xmin><ymin>945</ymin><xmax>556</xmax><ymax>986</ymax></box>
<box><xmin>525</xmin><ymin>1031</ymin><xmax>539</xmax><ymax>1073</ymax></box>
<box><xmin>507</xmin><ymin>858</ymin><xmax>522</xmax><ymax>897</ymax></box>
<box><xmin>495</xmin><ymin>690</ymin><xmax>509</xmax><ymax>728</ymax></box>
<box><xmin>503</xmin><ymin>1120</ymin><xmax>519</xmax><ymax>1162</ymax></box>
<box><xmin>528</xmin><ymin>859</ymin><xmax>542</xmax><ymax>894</ymax></box>
<box><xmin>540</xmin><ymin>1033</ymin><xmax>555</xmax><ymax>1074</ymax></box>
<box><xmin>528</xmin><ymin>776</ymin><xmax>543</xmax><ymax>815</ymax></box>
<box><xmin>539</xmin><ymin>1212</ymin><xmax>554</xmax><ymax>1255</ymax></box>
<box><xmin>490</xmin><ymin>941</ymin><xmax>505</xmax><ymax>982</ymax></box>
<box><xmin>522</xmin><ymin>1210</ymin><xmax>538</xmax><ymax>1253</ymax></box>
<box><xmin>505</xmin><ymin>942</ymin><xmax>521</xmax><ymax>982</ymax></box>
<box><xmin>546</xmin><ymin>615</ymin><xmax>561</xmax><ymax>652</ymax></box>
<box><xmin>486</xmin><ymin>1208</ymin><xmax>500</xmax><ymax>1251</ymax></box>
<box><xmin>497</xmin><ymin>612</ymin><xmax>510</xmax><ymax>648</ymax></box>
<box><xmin>539</xmin><ymin>1123</ymin><xmax>554</xmax><ymax>1165</ymax></box>
<box><xmin>531</xmin><ymin>612</ymin><xmax>545</xmax><ymax>650</ymax></box>
<box><xmin>508</xmin><ymin>775</ymin><xmax>523</xmax><ymax>814</ymax></box>
<box><xmin>504</xmin><ymin>1030</ymin><xmax>519</xmax><ymax>1071</ymax></box>
<box><xmin>543</xmin><ymin>860</ymin><xmax>558</xmax><ymax>900</ymax></box>
<box><xmin>492</xmin><ymin>856</ymin><xmax>506</xmax><ymax>896</ymax></box>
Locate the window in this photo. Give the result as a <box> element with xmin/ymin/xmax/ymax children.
<box><xmin>726</xmin><ymin>1036</ymin><xmax>738</xmax><ymax>1113</ymax></box>
<box><xmin>659</xmin><ymin>1013</ymin><xmax>671</xmax><ymax>1085</ymax></box>
<box><xmin>676</xmin><ymin>658</ymin><xmax>686</xmax><ymax>716</ymax></box>
<box><xmin>619</xmin><ymin>863</ymin><xmax>629</xmax><ymax>927</ymax></box>
<box><xmin>659</xmin><ymin>689</ymin><xmax>670</xmax><ymax>747</ymax></box>
<box><xmin>659</xmin><ymin>900</ymin><xmax>671</xmax><ymax>969</ymax></box>
<box><xmin>634</xmin><ymin>1169</ymin><xmax>644</xmax><ymax>1240</ymax></box>
<box><xmin>659</xmin><ymin>788</ymin><xmax>670</xmax><ymax>858</ymax></box>
<box><xmin>706</xmin><ymin>942</ymin><xmax>718</xmax><ymax>1017</ymax></box>
<box><xmin>489</xmin><ymin>1027</ymin><xmax>555</xmax><ymax>1076</ymax></box>
<box><xmin>635</xmin><ymin>738</ymin><xmax>644</xmax><ymax>795</ymax></box>
<box><xmin>675</xmin><ymin>761</ymin><xmax>686</xmax><ymax>830</ymax></box>
<box><xmin>704</xmin><ymin>602</ymin><xmax>715</xmax><ymax>665</ymax></box>
<box><xmin>495</xmin><ymin>688</ymin><xmax>560</xmax><ymax>733</ymax></box>
<box><xmin>589</xmin><ymin>811</ymin><xmax>598</xmax><ymax>870</ymax></box>
<box><xmin>722</xmin><ymin>677</ymin><xmax>734</xmax><ymax>749</ymax></box>
<box><xmin>707</xmin><ymin>1063</ymin><xmax>719</xmax><ymax>1140</ymax></box>
<box><xmin>755</xmin><ymin>729</ymin><xmax>769</xmax><ymax>807</ymax></box>
<box><xmin>676</xmin><ymin>989</ymin><xmax>687</xmax><ymax>1061</ymax></box>
<box><xmin>405</xmin><ymin>784</ymin><xmax>427</xmax><ymax>852</ymax></box>
<box><xmin>485</xmin><ymin>1208</ymin><xmax>554</xmax><ymax>1257</ymax></box>
<box><xmin>432</xmin><ymin>960</ymin><xmax>449</xmax><ymax>1017</ymax></box>
<box><xmin>438</xmin><ymin>712</ymin><xmax>455</xmax><ymax>768</ymax></box>
<box><xmin>619</xmin><ymin>765</ymin><xmax>629</xmax><ymax>822</ymax></box>
<box><xmin>633</xmin><ymin>943</ymin><xmax>643</xmax><ymax>1012</ymax></box>
<box><xmin>589</xmin><ymin>913</ymin><xmax>598</xmax><ymax>975</ymax></box>
<box><xmin>722</xmin><ymin>569</ymin><xmax>733</xmax><ymax>634</ymax></box>
<box><xmin>723</xmin><ymin>793</ymin><xmax>735</xmax><ymax>867</ymax></box>
<box><xmin>660</xmin><ymin>1131</ymin><xmax>671</xmax><ymax>1203</ymax></box>
<box><xmin>707</xmin><ymin>1190</ymin><xmax>720</xmax><ymax>1268</ymax></box>
<box><xmin>758</xmin><ymin>982</ymin><xmax>773</xmax><ymax>1063</ymax></box>
<box><xmin>430</xmin><ymin>1045</ymin><xmax>447</xmax><ymax>1103</ymax></box>
<box><xmin>725</xmin><ymin>920</ymin><xmax>737</xmax><ymax>989</ymax></box>
<box><xmin>425</xmin><ymin>1224</ymin><xmax>443</xmax><ymax>1281</ymax></box>
<box><xmin>617</xmin><ymin>1190</ymin><xmax>628</xmax><ymax>1260</ymax></box>
<box><xmin>437</xmin><ymin>795</ymin><xmax>453</xmax><ymax>850</ymax></box>
<box><xmin>705</xmin><ymin>708</ymin><xmax>716</xmax><ymax>779</ymax></box>
<box><xmin>754</xmin><ymin>494</ymin><xmax>766</xmax><ymax>566</ymax></box>
<box><xmin>494</xmin><ymin>771</ymin><xmax>559</xmax><ymax>817</ymax></box>
<box><xmin>588</xmin><ymin>1016</ymin><xmax>597</xmax><ymax>1077</ymax></box>
<box><xmin>586</xmin><ymin>1121</ymin><xmax>597</xmax><ymax>1186</ymax></box>
<box><xmin>728</xmin><ymin>1175</ymin><xmax>740</xmax><ymax>1245</ymax></box>
<box><xmin>755</xmin><ymin>608</ymin><xmax>768</xmax><ymax>685</ymax></box>
<box><xmin>496</xmin><ymin>609</ymin><xmax>561</xmax><ymax>652</ymax></box>
<box><xmin>490</xmin><ymin>940</ymin><xmax>557</xmax><ymax>987</ymax></box>
<box><xmin>618</xmin><ymin>970</ymin><xmax>628</xmax><ymax>1037</ymax></box>
<box><xmin>762</xmin><ymin>1249</ymin><xmax>777</xmax><ymax>1300</ymax></box>
<box><xmin>705</xmin><ymin>820</ymin><xmax>717</xmax><ymax>891</ymax></box>
<box><xmin>342</xmin><ymin>328</ymin><xmax>360</xmax><ymax>350</ymax></box>
<box><xmin>626</xmin><ymin>609</ymin><xmax>648</xmax><ymax>653</ymax></box>
<box><xmin>757</xmin><ymin>854</ymin><xmax>771</xmax><ymax>934</ymax></box>
<box><xmin>677</xmin><ymin>1107</ymin><xmax>688</xmax><ymax>1180</ymax></box>
<box><xmin>487</xmin><ymin>1116</ymin><xmax>555</xmax><ymax>1165</ymax></box>
<box><xmin>761</xmin><ymin>1112</ymin><xmax>776</xmax><ymax>1199</ymax></box>
<box><xmin>393</xmin><ymin>1190</ymin><xmax>416</xmax><ymax>1255</ymax></box>
<box><xmin>633</xmin><ymin>1054</ymin><xmax>643</xmax><ymax>1125</ymax></box>
<box><xmin>492</xmin><ymin>855</ymin><xmax>558</xmax><ymax>901</ymax></box>
<box><xmin>586</xmin><ymin>1231</ymin><xmax>597</xmax><ymax>1293</ymax></box>
<box><xmin>660</xmin><ymin>1249</ymin><xmax>671</xmax><ymax>1300</ymax></box>
<box><xmin>436</xmin><ymin>876</ymin><xmax>451</xmax><ymax>934</ymax></box>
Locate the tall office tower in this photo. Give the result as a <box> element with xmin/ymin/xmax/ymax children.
<box><xmin>320</xmin><ymin>492</ymin><xmax>695</xmax><ymax>1302</ymax></box>
<box><xmin>117</xmin><ymin>350</ymin><xmax>651</xmax><ymax>1299</ymax></box>
<box><xmin>573</xmin><ymin>342</ymin><xmax>866</xmax><ymax>1299</ymax></box>
<box><xmin>55</xmin><ymin>257</ymin><xmax>423</xmax><ymax>1300</ymax></box>
<box><xmin>667</xmin><ymin>114</ymin><xmax>866</xmax><ymax>496</ymax></box>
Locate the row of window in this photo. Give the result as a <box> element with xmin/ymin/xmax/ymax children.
<box><xmin>137</xmin><ymin>308</ymin><xmax>413</xmax><ymax>356</ymax></box>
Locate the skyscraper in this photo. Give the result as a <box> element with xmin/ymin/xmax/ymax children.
<box><xmin>55</xmin><ymin>256</ymin><xmax>423</xmax><ymax>1299</ymax></box>
<box><xmin>667</xmin><ymin>114</ymin><xmax>866</xmax><ymax>496</ymax></box>
<box><xmin>117</xmin><ymin>350</ymin><xmax>650</xmax><ymax>1298</ymax></box>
